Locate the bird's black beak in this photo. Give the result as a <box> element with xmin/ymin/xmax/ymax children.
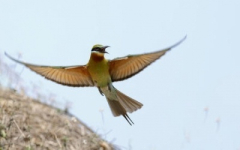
<box><xmin>102</xmin><ymin>46</ymin><xmax>110</xmax><ymax>53</ymax></box>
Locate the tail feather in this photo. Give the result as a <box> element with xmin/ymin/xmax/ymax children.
<box><xmin>106</xmin><ymin>98</ymin><xmax>134</xmax><ymax>125</ymax></box>
<box><xmin>116</xmin><ymin>89</ymin><xmax>143</xmax><ymax>113</ymax></box>
<box><xmin>106</xmin><ymin>89</ymin><xmax>143</xmax><ymax>125</ymax></box>
<box><xmin>106</xmin><ymin>98</ymin><xmax>126</xmax><ymax>117</ymax></box>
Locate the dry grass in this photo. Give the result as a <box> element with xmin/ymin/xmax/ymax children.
<box><xmin>0</xmin><ymin>87</ymin><xmax>114</xmax><ymax>150</ymax></box>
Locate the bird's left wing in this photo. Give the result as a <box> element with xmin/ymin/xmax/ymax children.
<box><xmin>109</xmin><ymin>36</ymin><xmax>186</xmax><ymax>82</ymax></box>
<box><xmin>5</xmin><ymin>53</ymin><xmax>94</xmax><ymax>87</ymax></box>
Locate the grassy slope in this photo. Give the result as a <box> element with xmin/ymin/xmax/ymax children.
<box><xmin>0</xmin><ymin>87</ymin><xmax>114</xmax><ymax>150</ymax></box>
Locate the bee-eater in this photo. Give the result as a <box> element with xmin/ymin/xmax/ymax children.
<box><xmin>5</xmin><ymin>36</ymin><xmax>186</xmax><ymax>125</ymax></box>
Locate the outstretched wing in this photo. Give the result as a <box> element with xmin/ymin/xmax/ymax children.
<box><xmin>5</xmin><ymin>53</ymin><xmax>94</xmax><ymax>87</ymax></box>
<box><xmin>109</xmin><ymin>36</ymin><xmax>186</xmax><ymax>82</ymax></box>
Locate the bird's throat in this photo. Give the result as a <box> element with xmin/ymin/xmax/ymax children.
<box><xmin>90</xmin><ymin>52</ymin><xmax>104</xmax><ymax>62</ymax></box>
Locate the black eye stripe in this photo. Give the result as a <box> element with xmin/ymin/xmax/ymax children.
<box><xmin>92</xmin><ymin>47</ymin><xmax>101</xmax><ymax>51</ymax></box>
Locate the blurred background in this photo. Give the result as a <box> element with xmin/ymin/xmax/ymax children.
<box><xmin>0</xmin><ymin>0</ymin><xmax>240</xmax><ymax>149</ymax></box>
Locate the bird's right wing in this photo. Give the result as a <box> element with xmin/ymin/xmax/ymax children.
<box><xmin>109</xmin><ymin>36</ymin><xmax>186</xmax><ymax>82</ymax></box>
<box><xmin>5</xmin><ymin>53</ymin><xmax>94</xmax><ymax>87</ymax></box>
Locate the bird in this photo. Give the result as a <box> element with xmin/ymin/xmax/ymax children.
<box><xmin>5</xmin><ymin>36</ymin><xmax>186</xmax><ymax>125</ymax></box>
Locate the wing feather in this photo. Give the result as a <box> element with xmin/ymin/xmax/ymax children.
<box><xmin>5</xmin><ymin>53</ymin><xmax>94</xmax><ymax>87</ymax></box>
<box><xmin>109</xmin><ymin>36</ymin><xmax>186</xmax><ymax>82</ymax></box>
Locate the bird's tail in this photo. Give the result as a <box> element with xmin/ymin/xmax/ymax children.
<box><xmin>106</xmin><ymin>89</ymin><xmax>143</xmax><ymax>125</ymax></box>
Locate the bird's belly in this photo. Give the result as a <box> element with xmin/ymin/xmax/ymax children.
<box><xmin>92</xmin><ymin>74</ymin><xmax>110</xmax><ymax>87</ymax></box>
<box><xmin>88</xmin><ymin>67</ymin><xmax>110</xmax><ymax>87</ymax></box>
<box><xmin>100</xmin><ymin>86</ymin><xmax>118</xmax><ymax>100</ymax></box>
<box><xmin>87</xmin><ymin>58</ymin><xmax>110</xmax><ymax>87</ymax></box>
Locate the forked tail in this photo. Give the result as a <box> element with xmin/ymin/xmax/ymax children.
<box><xmin>106</xmin><ymin>89</ymin><xmax>143</xmax><ymax>125</ymax></box>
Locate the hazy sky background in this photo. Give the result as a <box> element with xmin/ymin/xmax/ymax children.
<box><xmin>0</xmin><ymin>0</ymin><xmax>240</xmax><ymax>149</ymax></box>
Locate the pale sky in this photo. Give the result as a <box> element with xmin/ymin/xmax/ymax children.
<box><xmin>1</xmin><ymin>0</ymin><xmax>240</xmax><ymax>149</ymax></box>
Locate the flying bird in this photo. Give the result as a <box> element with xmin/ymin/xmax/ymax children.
<box><xmin>5</xmin><ymin>36</ymin><xmax>186</xmax><ymax>125</ymax></box>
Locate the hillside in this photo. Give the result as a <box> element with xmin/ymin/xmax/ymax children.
<box><xmin>0</xmin><ymin>87</ymin><xmax>114</xmax><ymax>150</ymax></box>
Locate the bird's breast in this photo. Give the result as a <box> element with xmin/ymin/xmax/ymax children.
<box><xmin>87</xmin><ymin>57</ymin><xmax>111</xmax><ymax>87</ymax></box>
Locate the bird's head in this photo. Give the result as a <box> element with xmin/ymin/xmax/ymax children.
<box><xmin>91</xmin><ymin>44</ymin><xmax>109</xmax><ymax>54</ymax></box>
